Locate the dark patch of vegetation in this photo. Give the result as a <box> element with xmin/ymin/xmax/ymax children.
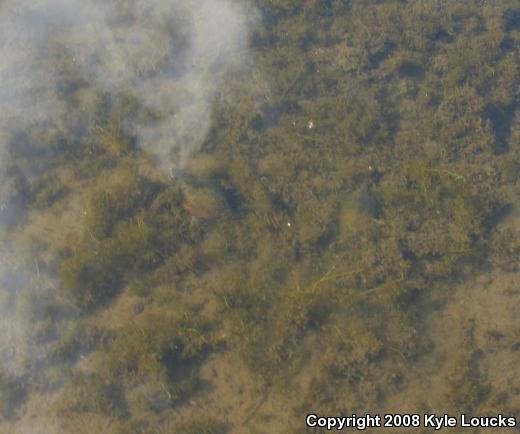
<box><xmin>0</xmin><ymin>372</ymin><xmax>27</xmax><ymax>420</ymax></box>
<box><xmin>58</xmin><ymin>372</ymin><xmax>128</xmax><ymax>419</ymax></box>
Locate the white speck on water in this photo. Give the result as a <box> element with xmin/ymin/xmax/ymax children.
<box><xmin>308</xmin><ymin>120</ymin><xmax>314</xmax><ymax>129</ymax></box>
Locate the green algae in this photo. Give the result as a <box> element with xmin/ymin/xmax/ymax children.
<box><xmin>1</xmin><ymin>0</ymin><xmax>520</xmax><ymax>432</ymax></box>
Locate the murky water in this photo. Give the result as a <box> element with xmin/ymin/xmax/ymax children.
<box><xmin>0</xmin><ymin>1</ymin><xmax>519</xmax><ymax>433</ymax></box>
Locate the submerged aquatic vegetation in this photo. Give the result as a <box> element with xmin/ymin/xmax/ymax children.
<box><xmin>0</xmin><ymin>0</ymin><xmax>519</xmax><ymax>432</ymax></box>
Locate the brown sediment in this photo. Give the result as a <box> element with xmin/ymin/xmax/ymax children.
<box><xmin>182</xmin><ymin>187</ymin><xmax>227</xmax><ymax>220</ymax></box>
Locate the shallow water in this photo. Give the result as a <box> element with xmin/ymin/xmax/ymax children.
<box><xmin>0</xmin><ymin>0</ymin><xmax>519</xmax><ymax>433</ymax></box>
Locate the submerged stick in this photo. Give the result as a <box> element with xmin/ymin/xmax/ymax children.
<box><xmin>240</xmin><ymin>388</ymin><xmax>269</xmax><ymax>427</ymax></box>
